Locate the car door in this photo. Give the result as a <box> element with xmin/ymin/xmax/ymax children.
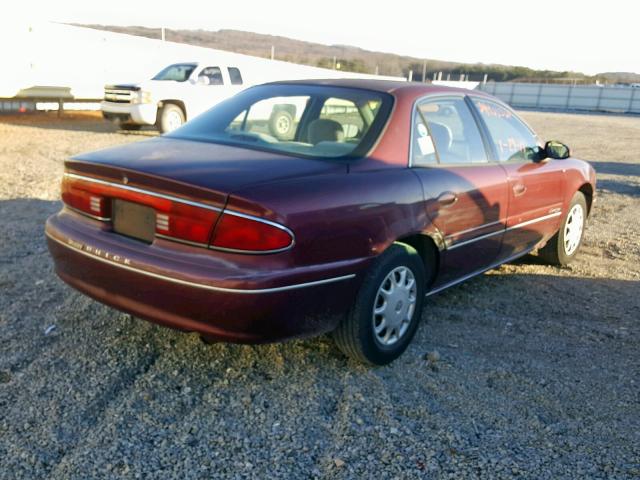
<box><xmin>469</xmin><ymin>97</ymin><xmax>565</xmax><ymax>259</ymax></box>
<box><xmin>410</xmin><ymin>96</ymin><xmax>509</xmax><ymax>287</ymax></box>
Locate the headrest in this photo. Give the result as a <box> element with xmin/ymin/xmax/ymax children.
<box><xmin>428</xmin><ymin>122</ymin><xmax>452</xmax><ymax>150</ymax></box>
<box><xmin>308</xmin><ymin>119</ymin><xmax>344</xmax><ymax>144</ymax></box>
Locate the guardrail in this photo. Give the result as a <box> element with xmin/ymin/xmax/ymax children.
<box><xmin>0</xmin><ymin>97</ymin><xmax>101</xmax><ymax>115</ymax></box>
<box><xmin>0</xmin><ymin>86</ymin><xmax>101</xmax><ymax>115</ymax></box>
<box><xmin>478</xmin><ymin>82</ymin><xmax>640</xmax><ymax>115</ymax></box>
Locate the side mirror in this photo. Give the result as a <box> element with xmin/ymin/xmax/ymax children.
<box><xmin>544</xmin><ymin>140</ymin><xmax>571</xmax><ymax>160</ymax></box>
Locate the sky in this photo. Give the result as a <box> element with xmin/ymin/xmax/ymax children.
<box><xmin>13</xmin><ymin>0</ymin><xmax>639</xmax><ymax>75</ymax></box>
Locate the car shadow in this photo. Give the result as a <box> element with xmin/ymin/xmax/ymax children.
<box><xmin>595</xmin><ymin>179</ymin><xmax>639</xmax><ymax>197</ymax></box>
<box><xmin>590</xmin><ymin>161</ymin><xmax>640</xmax><ymax>177</ymax></box>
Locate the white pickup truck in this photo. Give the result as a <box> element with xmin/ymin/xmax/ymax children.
<box><xmin>102</xmin><ymin>60</ymin><xmax>403</xmax><ymax>134</ymax></box>
<box><xmin>101</xmin><ymin>62</ymin><xmax>248</xmax><ymax>133</ymax></box>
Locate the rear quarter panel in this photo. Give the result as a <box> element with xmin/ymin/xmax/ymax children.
<box><xmin>226</xmin><ymin>167</ymin><xmax>427</xmax><ymax>268</ymax></box>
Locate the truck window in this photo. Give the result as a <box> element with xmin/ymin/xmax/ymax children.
<box><xmin>152</xmin><ymin>63</ymin><xmax>197</xmax><ymax>82</ymax></box>
<box><xmin>228</xmin><ymin>67</ymin><xmax>243</xmax><ymax>85</ymax></box>
<box><xmin>199</xmin><ymin>67</ymin><xmax>224</xmax><ymax>85</ymax></box>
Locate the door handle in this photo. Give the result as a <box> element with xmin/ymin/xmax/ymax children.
<box><xmin>437</xmin><ymin>191</ymin><xmax>458</xmax><ymax>207</ymax></box>
<box><xmin>512</xmin><ymin>183</ymin><xmax>527</xmax><ymax>196</ymax></box>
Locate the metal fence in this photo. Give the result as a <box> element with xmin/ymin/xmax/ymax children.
<box><xmin>478</xmin><ymin>82</ymin><xmax>640</xmax><ymax>114</ymax></box>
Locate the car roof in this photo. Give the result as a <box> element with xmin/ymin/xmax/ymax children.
<box><xmin>263</xmin><ymin>78</ymin><xmax>487</xmax><ymax>97</ymax></box>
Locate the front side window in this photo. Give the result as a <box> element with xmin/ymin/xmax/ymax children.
<box><xmin>168</xmin><ymin>84</ymin><xmax>393</xmax><ymax>159</ymax></box>
<box><xmin>199</xmin><ymin>67</ymin><xmax>224</xmax><ymax>85</ymax></box>
<box><xmin>228</xmin><ymin>67</ymin><xmax>243</xmax><ymax>85</ymax></box>
<box><xmin>152</xmin><ymin>63</ymin><xmax>197</xmax><ymax>82</ymax></box>
<box><xmin>412</xmin><ymin>97</ymin><xmax>488</xmax><ymax>166</ymax></box>
<box><xmin>471</xmin><ymin>98</ymin><xmax>541</xmax><ymax>162</ymax></box>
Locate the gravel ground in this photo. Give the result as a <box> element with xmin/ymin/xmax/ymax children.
<box><xmin>0</xmin><ymin>110</ymin><xmax>638</xmax><ymax>479</ymax></box>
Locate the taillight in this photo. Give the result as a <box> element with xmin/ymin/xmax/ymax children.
<box><xmin>60</xmin><ymin>174</ymin><xmax>293</xmax><ymax>252</ymax></box>
<box><xmin>153</xmin><ymin>201</ymin><xmax>217</xmax><ymax>245</ymax></box>
<box><xmin>61</xmin><ymin>174</ymin><xmax>219</xmax><ymax>245</ymax></box>
<box><xmin>61</xmin><ymin>176</ymin><xmax>111</xmax><ymax>219</ymax></box>
<box><xmin>210</xmin><ymin>213</ymin><xmax>293</xmax><ymax>253</ymax></box>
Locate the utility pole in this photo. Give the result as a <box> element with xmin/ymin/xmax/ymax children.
<box><xmin>408</xmin><ymin>70</ymin><xmax>413</xmax><ymax>82</ymax></box>
<box><xmin>161</xmin><ymin>27</ymin><xmax>165</xmax><ymax>42</ymax></box>
<box><xmin>422</xmin><ymin>61</ymin><xmax>427</xmax><ymax>83</ymax></box>
<box><xmin>332</xmin><ymin>56</ymin><xmax>337</xmax><ymax>70</ymax></box>
<box><xmin>375</xmin><ymin>65</ymin><xmax>379</xmax><ymax>76</ymax></box>
<box><xmin>270</xmin><ymin>45</ymin><xmax>275</xmax><ymax>60</ymax></box>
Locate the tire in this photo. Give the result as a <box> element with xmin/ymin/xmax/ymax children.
<box><xmin>333</xmin><ymin>243</ymin><xmax>426</xmax><ymax>365</ymax></box>
<box><xmin>158</xmin><ymin>104</ymin><xmax>185</xmax><ymax>133</ymax></box>
<box><xmin>268</xmin><ymin>110</ymin><xmax>294</xmax><ymax>140</ymax></box>
<box><xmin>539</xmin><ymin>191</ymin><xmax>587</xmax><ymax>266</ymax></box>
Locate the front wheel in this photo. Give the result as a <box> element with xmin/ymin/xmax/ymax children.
<box><xmin>539</xmin><ymin>191</ymin><xmax>587</xmax><ymax>266</ymax></box>
<box><xmin>333</xmin><ymin>243</ymin><xmax>426</xmax><ymax>365</ymax></box>
<box><xmin>158</xmin><ymin>104</ymin><xmax>185</xmax><ymax>133</ymax></box>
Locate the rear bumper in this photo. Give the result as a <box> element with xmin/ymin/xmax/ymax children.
<box><xmin>45</xmin><ymin>210</ymin><xmax>365</xmax><ymax>343</ymax></box>
<box><xmin>101</xmin><ymin>102</ymin><xmax>157</xmax><ymax>126</ymax></box>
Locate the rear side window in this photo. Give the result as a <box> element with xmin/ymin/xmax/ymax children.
<box><xmin>412</xmin><ymin>97</ymin><xmax>488</xmax><ymax>166</ymax></box>
<box><xmin>199</xmin><ymin>67</ymin><xmax>224</xmax><ymax>85</ymax></box>
<box><xmin>228</xmin><ymin>67</ymin><xmax>243</xmax><ymax>85</ymax></box>
<box><xmin>471</xmin><ymin>98</ymin><xmax>541</xmax><ymax>162</ymax></box>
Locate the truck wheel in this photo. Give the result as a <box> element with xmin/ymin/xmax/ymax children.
<box><xmin>268</xmin><ymin>110</ymin><xmax>294</xmax><ymax>140</ymax></box>
<box><xmin>158</xmin><ymin>104</ymin><xmax>185</xmax><ymax>133</ymax></box>
<box><xmin>332</xmin><ymin>243</ymin><xmax>426</xmax><ymax>365</ymax></box>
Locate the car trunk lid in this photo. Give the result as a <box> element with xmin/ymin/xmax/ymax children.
<box><xmin>63</xmin><ymin>137</ymin><xmax>344</xmax><ymax>248</ymax></box>
<box><xmin>68</xmin><ymin>137</ymin><xmax>347</xmax><ymax>195</ymax></box>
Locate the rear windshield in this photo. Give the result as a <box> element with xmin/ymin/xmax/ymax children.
<box><xmin>167</xmin><ymin>84</ymin><xmax>393</xmax><ymax>159</ymax></box>
<box><xmin>152</xmin><ymin>63</ymin><xmax>198</xmax><ymax>82</ymax></box>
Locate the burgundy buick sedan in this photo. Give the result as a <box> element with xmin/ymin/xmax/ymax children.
<box><xmin>45</xmin><ymin>79</ymin><xmax>596</xmax><ymax>364</ymax></box>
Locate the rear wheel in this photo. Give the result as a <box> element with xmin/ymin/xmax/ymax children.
<box><xmin>333</xmin><ymin>243</ymin><xmax>426</xmax><ymax>365</ymax></box>
<box><xmin>158</xmin><ymin>104</ymin><xmax>185</xmax><ymax>133</ymax></box>
<box><xmin>539</xmin><ymin>191</ymin><xmax>587</xmax><ymax>266</ymax></box>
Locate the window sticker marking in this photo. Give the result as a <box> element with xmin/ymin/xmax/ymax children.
<box><xmin>476</xmin><ymin>101</ymin><xmax>513</xmax><ymax>119</ymax></box>
<box><xmin>417</xmin><ymin>135</ymin><xmax>435</xmax><ymax>155</ymax></box>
